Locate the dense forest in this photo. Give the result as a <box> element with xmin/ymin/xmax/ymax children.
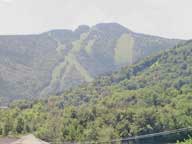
<box><xmin>0</xmin><ymin>40</ymin><xmax>192</xmax><ymax>143</ymax></box>
<box><xmin>0</xmin><ymin>23</ymin><xmax>180</xmax><ymax>102</ymax></box>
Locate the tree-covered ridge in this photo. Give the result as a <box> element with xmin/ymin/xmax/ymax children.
<box><xmin>61</xmin><ymin>41</ymin><xmax>192</xmax><ymax>106</ymax></box>
<box><xmin>0</xmin><ymin>41</ymin><xmax>192</xmax><ymax>143</ymax></box>
<box><xmin>0</xmin><ymin>23</ymin><xmax>181</xmax><ymax>102</ymax></box>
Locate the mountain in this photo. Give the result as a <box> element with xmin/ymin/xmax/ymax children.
<box><xmin>58</xmin><ymin>40</ymin><xmax>192</xmax><ymax>143</ymax></box>
<box><xmin>0</xmin><ymin>23</ymin><xmax>182</xmax><ymax>102</ymax></box>
<box><xmin>1</xmin><ymin>40</ymin><xmax>192</xmax><ymax>143</ymax></box>
<box><xmin>61</xmin><ymin>40</ymin><xmax>192</xmax><ymax>106</ymax></box>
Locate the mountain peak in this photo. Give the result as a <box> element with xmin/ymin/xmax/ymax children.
<box><xmin>75</xmin><ymin>25</ymin><xmax>90</xmax><ymax>32</ymax></box>
<box><xmin>94</xmin><ymin>22</ymin><xmax>132</xmax><ymax>33</ymax></box>
<box><xmin>45</xmin><ymin>23</ymin><xmax>130</xmax><ymax>36</ymax></box>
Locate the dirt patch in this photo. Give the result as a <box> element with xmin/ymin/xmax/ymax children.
<box><xmin>11</xmin><ymin>134</ymin><xmax>50</xmax><ymax>144</ymax></box>
<box><xmin>0</xmin><ymin>137</ymin><xmax>18</xmax><ymax>144</ymax></box>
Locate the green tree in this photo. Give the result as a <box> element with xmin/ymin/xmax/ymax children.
<box><xmin>15</xmin><ymin>117</ymin><xmax>24</xmax><ymax>134</ymax></box>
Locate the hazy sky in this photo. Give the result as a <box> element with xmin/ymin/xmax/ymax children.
<box><xmin>0</xmin><ymin>0</ymin><xmax>191</xmax><ymax>39</ymax></box>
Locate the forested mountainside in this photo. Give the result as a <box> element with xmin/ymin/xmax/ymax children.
<box><xmin>0</xmin><ymin>40</ymin><xmax>192</xmax><ymax>143</ymax></box>
<box><xmin>0</xmin><ymin>23</ymin><xmax>182</xmax><ymax>102</ymax></box>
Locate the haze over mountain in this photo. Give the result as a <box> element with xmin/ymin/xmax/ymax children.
<box><xmin>0</xmin><ymin>23</ymin><xmax>182</xmax><ymax>102</ymax></box>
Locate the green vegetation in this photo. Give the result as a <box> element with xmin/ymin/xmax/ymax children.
<box><xmin>0</xmin><ymin>23</ymin><xmax>181</xmax><ymax>102</ymax></box>
<box><xmin>84</xmin><ymin>39</ymin><xmax>96</xmax><ymax>55</ymax></box>
<box><xmin>114</xmin><ymin>33</ymin><xmax>134</xmax><ymax>65</ymax></box>
<box><xmin>177</xmin><ymin>138</ymin><xmax>192</xmax><ymax>144</ymax></box>
<box><xmin>72</xmin><ymin>32</ymin><xmax>89</xmax><ymax>53</ymax></box>
<box><xmin>0</xmin><ymin>40</ymin><xmax>191</xmax><ymax>143</ymax></box>
<box><xmin>40</xmin><ymin>32</ymin><xmax>93</xmax><ymax>96</ymax></box>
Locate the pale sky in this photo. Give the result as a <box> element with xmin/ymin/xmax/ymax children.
<box><xmin>0</xmin><ymin>0</ymin><xmax>191</xmax><ymax>39</ymax></box>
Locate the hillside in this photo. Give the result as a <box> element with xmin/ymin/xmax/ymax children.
<box><xmin>0</xmin><ymin>40</ymin><xmax>192</xmax><ymax>143</ymax></box>
<box><xmin>0</xmin><ymin>23</ymin><xmax>182</xmax><ymax>102</ymax></box>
